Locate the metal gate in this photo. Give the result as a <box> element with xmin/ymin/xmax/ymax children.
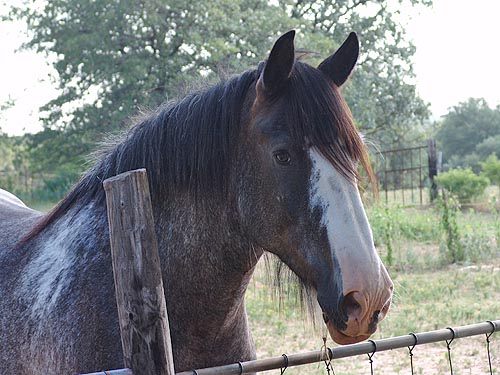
<box><xmin>373</xmin><ymin>140</ymin><xmax>438</xmax><ymax>205</ymax></box>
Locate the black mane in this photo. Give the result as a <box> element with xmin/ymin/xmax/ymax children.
<box><xmin>23</xmin><ymin>60</ymin><xmax>370</xmax><ymax>241</ymax></box>
<box><xmin>23</xmin><ymin>68</ymin><xmax>259</xmax><ymax>240</ymax></box>
<box><xmin>87</xmin><ymin>67</ymin><xmax>259</xmax><ymax>203</ymax></box>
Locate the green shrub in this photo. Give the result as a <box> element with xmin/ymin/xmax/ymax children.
<box><xmin>435</xmin><ymin>167</ymin><xmax>489</xmax><ymax>202</ymax></box>
<box><xmin>480</xmin><ymin>153</ymin><xmax>500</xmax><ymax>196</ymax></box>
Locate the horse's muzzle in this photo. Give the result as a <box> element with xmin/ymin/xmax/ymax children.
<box><xmin>323</xmin><ymin>289</ymin><xmax>393</xmax><ymax>345</ymax></box>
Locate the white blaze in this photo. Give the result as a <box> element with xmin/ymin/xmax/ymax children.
<box><xmin>308</xmin><ymin>148</ymin><xmax>384</xmax><ymax>297</ymax></box>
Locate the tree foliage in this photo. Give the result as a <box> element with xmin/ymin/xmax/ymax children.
<box><xmin>9</xmin><ymin>0</ymin><xmax>431</xmax><ymax>171</ymax></box>
<box><xmin>277</xmin><ymin>1</ymin><xmax>431</xmax><ymax>147</ymax></box>
<box><xmin>436</xmin><ymin>98</ymin><xmax>500</xmax><ymax>171</ymax></box>
<box><xmin>0</xmin><ymin>133</ymin><xmax>31</xmax><ymax>196</ymax></box>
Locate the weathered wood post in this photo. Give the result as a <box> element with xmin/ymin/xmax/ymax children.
<box><xmin>427</xmin><ymin>139</ymin><xmax>438</xmax><ymax>202</ymax></box>
<box><xmin>103</xmin><ymin>169</ymin><xmax>175</xmax><ymax>375</ymax></box>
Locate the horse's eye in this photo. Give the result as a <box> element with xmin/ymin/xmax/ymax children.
<box><xmin>273</xmin><ymin>150</ymin><xmax>291</xmax><ymax>165</ymax></box>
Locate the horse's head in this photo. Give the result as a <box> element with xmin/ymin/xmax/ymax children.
<box><xmin>236</xmin><ymin>31</ymin><xmax>393</xmax><ymax>345</ymax></box>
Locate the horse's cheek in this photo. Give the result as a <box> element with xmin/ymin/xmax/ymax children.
<box><xmin>236</xmin><ymin>175</ymin><xmax>283</xmax><ymax>248</ymax></box>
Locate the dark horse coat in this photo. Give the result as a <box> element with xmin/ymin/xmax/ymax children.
<box><xmin>0</xmin><ymin>31</ymin><xmax>393</xmax><ymax>374</ymax></box>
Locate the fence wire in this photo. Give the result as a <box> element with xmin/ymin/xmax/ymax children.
<box><xmin>175</xmin><ymin>320</ymin><xmax>500</xmax><ymax>375</ymax></box>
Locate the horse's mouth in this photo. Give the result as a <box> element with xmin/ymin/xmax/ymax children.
<box><xmin>322</xmin><ymin>312</ymin><xmax>373</xmax><ymax>345</ymax></box>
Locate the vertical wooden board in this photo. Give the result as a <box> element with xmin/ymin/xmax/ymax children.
<box><xmin>103</xmin><ymin>169</ymin><xmax>175</xmax><ymax>375</ymax></box>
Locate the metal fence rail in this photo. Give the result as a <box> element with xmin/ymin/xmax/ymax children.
<box><xmin>176</xmin><ymin>320</ymin><xmax>500</xmax><ymax>375</ymax></box>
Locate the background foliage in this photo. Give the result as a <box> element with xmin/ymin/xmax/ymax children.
<box><xmin>1</xmin><ymin>0</ymin><xmax>432</xmax><ymax>201</ymax></box>
<box><xmin>480</xmin><ymin>153</ymin><xmax>500</xmax><ymax>196</ymax></box>
<box><xmin>436</xmin><ymin>98</ymin><xmax>500</xmax><ymax>172</ymax></box>
<box><xmin>3</xmin><ymin>0</ymin><xmax>499</xmax><ymax>206</ymax></box>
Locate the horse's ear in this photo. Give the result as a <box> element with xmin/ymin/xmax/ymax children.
<box><xmin>259</xmin><ymin>30</ymin><xmax>296</xmax><ymax>96</ymax></box>
<box><xmin>318</xmin><ymin>32</ymin><xmax>359</xmax><ymax>87</ymax></box>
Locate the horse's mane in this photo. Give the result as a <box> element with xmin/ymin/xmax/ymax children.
<box><xmin>20</xmin><ymin>68</ymin><xmax>259</xmax><ymax>243</ymax></box>
<box><xmin>21</xmin><ymin>60</ymin><xmax>373</xmax><ymax>247</ymax></box>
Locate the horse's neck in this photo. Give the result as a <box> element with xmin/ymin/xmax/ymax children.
<box><xmin>26</xmin><ymin>194</ymin><xmax>261</xmax><ymax>369</ymax></box>
<box><xmin>157</xmin><ymin>198</ymin><xmax>262</xmax><ymax>369</ymax></box>
<box><xmin>21</xmin><ymin>202</ymin><xmax>109</xmax><ymax>320</ymax></box>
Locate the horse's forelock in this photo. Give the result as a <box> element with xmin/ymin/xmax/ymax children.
<box><xmin>285</xmin><ymin>62</ymin><xmax>375</xmax><ymax>190</ymax></box>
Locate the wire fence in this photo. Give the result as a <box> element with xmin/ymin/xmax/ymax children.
<box><xmin>175</xmin><ymin>320</ymin><xmax>500</xmax><ymax>375</ymax></box>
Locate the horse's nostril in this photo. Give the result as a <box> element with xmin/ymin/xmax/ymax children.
<box><xmin>343</xmin><ymin>291</ymin><xmax>363</xmax><ymax>321</ymax></box>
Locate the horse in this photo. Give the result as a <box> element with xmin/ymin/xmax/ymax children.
<box><xmin>0</xmin><ymin>30</ymin><xmax>393</xmax><ymax>374</ymax></box>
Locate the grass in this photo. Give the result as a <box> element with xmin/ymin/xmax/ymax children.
<box><xmin>378</xmin><ymin>186</ymin><xmax>432</xmax><ymax>206</ymax></box>
<box><xmin>245</xmin><ymin>203</ymin><xmax>500</xmax><ymax>374</ymax></box>
<box><xmin>368</xmin><ymin>203</ymin><xmax>500</xmax><ymax>271</ymax></box>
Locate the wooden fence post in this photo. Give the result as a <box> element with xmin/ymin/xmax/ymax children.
<box><xmin>103</xmin><ymin>169</ymin><xmax>175</xmax><ymax>375</ymax></box>
<box><xmin>427</xmin><ymin>139</ymin><xmax>438</xmax><ymax>202</ymax></box>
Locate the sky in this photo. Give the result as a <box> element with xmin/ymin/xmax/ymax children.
<box><xmin>1</xmin><ymin>0</ymin><xmax>500</xmax><ymax>136</ymax></box>
<box><xmin>406</xmin><ymin>0</ymin><xmax>500</xmax><ymax>118</ymax></box>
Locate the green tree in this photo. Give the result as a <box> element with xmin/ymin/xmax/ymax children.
<box><xmin>283</xmin><ymin>1</ymin><xmax>431</xmax><ymax>148</ymax></box>
<box><xmin>436</xmin><ymin>98</ymin><xmax>500</xmax><ymax>170</ymax></box>
<box><xmin>8</xmin><ymin>0</ymin><xmax>431</xmax><ymax>169</ymax></box>
<box><xmin>476</xmin><ymin>134</ymin><xmax>500</xmax><ymax>160</ymax></box>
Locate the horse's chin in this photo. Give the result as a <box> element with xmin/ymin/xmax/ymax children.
<box><xmin>323</xmin><ymin>313</ymin><xmax>372</xmax><ymax>345</ymax></box>
<box><xmin>326</xmin><ymin>322</ymin><xmax>371</xmax><ymax>345</ymax></box>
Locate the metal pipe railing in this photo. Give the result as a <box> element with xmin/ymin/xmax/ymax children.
<box><xmin>176</xmin><ymin>320</ymin><xmax>500</xmax><ymax>375</ymax></box>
